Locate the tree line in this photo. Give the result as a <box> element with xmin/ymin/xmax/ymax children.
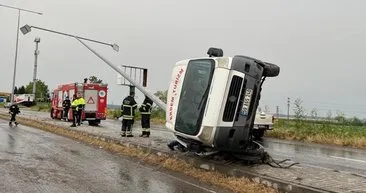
<box><xmin>292</xmin><ymin>98</ymin><xmax>366</xmax><ymax>126</ymax></box>
<box><xmin>11</xmin><ymin>76</ymin><xmax>105</xmax><ymax>103</ymax></box>
<box><xmin>14</xmin><ymin>79</ymin><xmax>50</xmax><ymax>100</ymax></box>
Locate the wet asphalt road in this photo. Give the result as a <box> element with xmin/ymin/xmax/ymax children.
<box><xmin>260</xmin><ymin>138</ymin><xmax>366</xmax><ymax>177</ymax></box>
<box><xmin>0</xmin><ymin>119</ymin><xmax>228</xmax><ymax>193</ymax></box>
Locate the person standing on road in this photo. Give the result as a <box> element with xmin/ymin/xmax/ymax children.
<box><xmin>9</xmin><ymin>103</ymin><xmax>20</xmax><ymax>126</ymax></box>
<box><xmin>76</xmin><ymin>94</ymin><xmax>85</xmax><ymax>126</ymax></box>
<box><xmin>139</xmin><ymin>96</ymin><xmax>153</xmax><ymax>137</ymax></box>
<box><xmin>120</xmin><ymin>92</ymin><xmax>137</xmax><ymax>137</ymax></box>
<box><xmin>62</xmin><ymin>96</ymin><xmax>71</xmax><ymax>121</ymax></box>
<box><xmin>70</xmin><ymin>95</ymin><xmax>78</xmax><ymax>127</ymax></box>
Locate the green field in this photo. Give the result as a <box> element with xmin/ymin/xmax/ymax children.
<box><xmin>107</xmin><ymin>107</ymin><xmax>166</xmax><ymax>124</ymax></box>
<box><xmin>267</xmin><ymin>119</ymin><xmax>366</xmax><ymax>148</ymax></box>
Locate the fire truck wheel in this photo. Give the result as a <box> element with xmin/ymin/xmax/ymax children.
<box><xmin>262</xmin><ymin>62</ymin><xmax>280</xmax><ymax>77</ymax></box>
<box><xmin>88</xmin><ymin>120</ymin><xmax>98</xmax><ymax>126</ymax></box>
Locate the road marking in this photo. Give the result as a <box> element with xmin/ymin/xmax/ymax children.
<box><xmin>330</xmin><ymin>156</ymin><xmax>366</xmax><ymax>163</ymax></box>
<box><xmin>298</xmin><ymin>163</ymin><xmax>334</xmax><ymax>171</ymax></box>
<box><xmin>162</xmin><ymin>172</ymin><xmax>217</xmax><ymax>193</ymax></box>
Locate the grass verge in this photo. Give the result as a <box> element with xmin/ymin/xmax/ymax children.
<box><xmin>0</xmin><ymin>113</ymin><xmax>276</xmax><ymax>193</ymax></box>
<box><xmin>107</xmin><ymin>107</ymin><xmax>166</xmax><ymax>125</ymax></box>
<box><xmin>29</xmin><ymin>102</ymin><xmax>51</xmax><ymax>112</ymax></box>
<box><xmin>267</xmin><ymin>119</ymin><xmax>366</xmax><ymax>148</ymax></box>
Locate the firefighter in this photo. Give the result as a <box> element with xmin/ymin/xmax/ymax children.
<box><xmin>76</xmin><ymin>94</ymin><xmax>85</xmax><ymax>126</ymax></box>
<box><xmin>120</xmin><ymin>92</ymin><xmax>137</xmax><ymax>137</ymax></box>
<box><xmin>9</xmin><ymin>103</ymin><xmax>20</xmax><ymax>126</ymax></box>
<box><xmin>62</xmin><ymin>96</ymin><xmax>71</xmax><ymax>121</ymax></box>
<box><xmin>70</xmin><ymin>95</ymin><xmax>78</xmax><ymax>127</ymax></box>
<box><xmin>139</xmin><ymin>96</ymin><xmax>153</xmax><ymax>137</ymax></box>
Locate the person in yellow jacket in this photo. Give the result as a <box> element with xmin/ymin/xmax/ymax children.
<box><xmin>70</xmin><ymin>95</ymin><xmax>78</xmax><ymax>127</ymax></box>
<box><xmin>76</xmin><ymin>94</ymin><xmax>85</xmax><ymax>126</ymax></box>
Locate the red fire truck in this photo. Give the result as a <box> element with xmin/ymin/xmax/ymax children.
<box><xmin>50</xmin><ymin>81</ymin><xmax>108</xmax><ymax>125</ymax></box>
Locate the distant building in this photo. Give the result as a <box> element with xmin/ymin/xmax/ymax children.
<box><xmin>0</xmin><ymin>92</ymin><xmax>10</xmax><ymax>103</ymax></box>
<box><xmin>0</xmin><ymin>92</ymin><xmax>10</xmax><ymax>97</ymax></box>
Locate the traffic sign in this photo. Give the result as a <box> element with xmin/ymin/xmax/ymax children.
<box><xmin>87</xmin><ymin>96</ymin><xmax>95</xmax><ymax>104</ymax></box>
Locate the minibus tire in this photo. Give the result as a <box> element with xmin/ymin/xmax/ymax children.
<box><xmin>262</xmin><ymin>62</ymin><xmax>280</xmax><ymax>77</ymax></box>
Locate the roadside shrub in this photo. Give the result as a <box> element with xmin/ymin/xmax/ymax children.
<box><xmin>29</xmin><ymin>102</ymin><xmax>51</xmax><ymax>112</ymax></box>
<box><xmin>106</xmin><ymin>108</ymin><xmax>142</xmax><ymax>120</ymax></box>
<box><xmin>269</xmin><ymin>119</ymin><xmax>366</xmax><ymax>148</ymax></box>
<box><xmin>151</xmin><ymin>106</ymin><xmax>165</xmax><ymax>124</ymax></box>
<box><xmin>107</xmin><ymin>109</ymin><xmax>122</xmax><ymax>119</ymax></box>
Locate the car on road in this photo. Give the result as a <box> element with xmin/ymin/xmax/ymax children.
<box><xmin>253</xmin><ymin>112</ymin><xmax>274</xmax><ymax>139</ymax></box>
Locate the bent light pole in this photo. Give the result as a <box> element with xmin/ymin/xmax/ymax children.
<box><xmin>76</xmin><ymin>38</ymin><xmax>166</xmax><ymax>110</ymax></box>
<box><xmin>20</xmin><ymin>25</ymin><xmax>119</xmax><ymax>51</ymax></box>
<box><xmin>20</xmin><ymin>24</ymin><xmax>167</xmax><ymax>110</ymax></box>
<box><xmin>0</xmin><ymin>4</ymin><xmax>42</xmax><ymax>104</ymax></box>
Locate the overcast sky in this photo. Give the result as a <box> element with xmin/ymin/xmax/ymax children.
<box><xmin>1</xmin><ymin>0</ymin><xmax>365</xmax><ymax>118</ymax></box>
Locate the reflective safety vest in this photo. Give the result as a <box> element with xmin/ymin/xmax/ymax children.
<box><xmin>77</xmin><ymin>97</ymin><xmax>85</xmax><ymax>110</ymax></box>
<box><xmin>140</xmin><ymin>97</ymin><xmax>153</xmax><ymax>115</ymax></box>
<box><xmin>121</xmin><ymin>96</ymin><xmax>137</xmax><ymax>120</ymax></box>
<box><xmin>71</xmin><ymin>99</ymin><xmax>78</xmax><ymax>111</ymax></box>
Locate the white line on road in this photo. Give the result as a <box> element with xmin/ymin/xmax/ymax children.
<box><xmin>298</xmin><ymin>163</ymin><xmax>334</xmax><ymax>171</ymax></box>
<box><xmin>161</xmin><ymin>172</ymin><xmax>217</xmax><ymax>193</ymax></box>
<box><xmin>330</xmin><ymin>156</ymin><xmax>366</xmax><ymax>163</ymax></box>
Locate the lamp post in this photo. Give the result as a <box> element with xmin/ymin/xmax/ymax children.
<box><xmin>20</xmin><ymin>25</ymin><xmax>119</xmax><ymax>51</ymax></box>
<box><xmin>33</xmin><ymin>37</ymin><xmax>41</xmax><ymax>99</ymax></box>
<box><xmin>0</xmin><ymin>4</ymin><xmax>42</xmax><ymax>104</ymax></box>
<box><xmin>76</xmin><ymin>38</ymin><xmax>167</xmax><ymax>110</ymax></box>
<box><xmin>20</xmin><ymin>24</ymin><xmax>167</xmax><ymax>110</ymax></box>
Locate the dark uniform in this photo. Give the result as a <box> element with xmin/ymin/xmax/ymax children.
<box><xmin>139</xmin><ymin>96</ymin><xmax>153</xmax><ymax>137</ymax></box>
<box><xmin>62</xmin><ymin>97</ymin><xmax>71</xmax><ymax>121</ymax></box>
<box><xmin>121</xmin><ymin>93</ymin><xmax>137</xmax><ymax>137</ymax></box>
<box><xmin>9</xmin><ymin>103</ymin><xmax>20</xmax><ymax>126</ymax></box>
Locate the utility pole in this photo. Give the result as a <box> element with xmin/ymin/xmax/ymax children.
<box><xmin>0</xmin><ymin>4</ymin><xmax>42</xmax><ymax>104</ymax></box>
<box><xmin>287</xmin><ymin>97</ymin><xmax>290</xmax><ymax>121</ymax></box>
<box><xmin>276</xmin><ymin>106</ymin><xmax>279</xmax><ymax>119</ymax></box>
<box><xmin>32</xmin><ymin>37</ymin><xmax>40</xmax><ymax>99</ymax></box>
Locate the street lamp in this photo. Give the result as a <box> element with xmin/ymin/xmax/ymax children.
<box><xmin>20</xmin><ymin>24</ymin><xmax>167</xmax><ymax>110</ymax></box>
<box><xmin>76</xmin><ymin>38</ymin><xmax>167</xmax><ymax>110</ymax></box>
<box><xmin>20</xmin><ymin>24</ymin><xmax>119</xmax><ymax>52</ymax></box>
<box><xmin>0</xmin><ymin>4</ymin><xmax>42</xmax><ymax>104</ymax></box>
